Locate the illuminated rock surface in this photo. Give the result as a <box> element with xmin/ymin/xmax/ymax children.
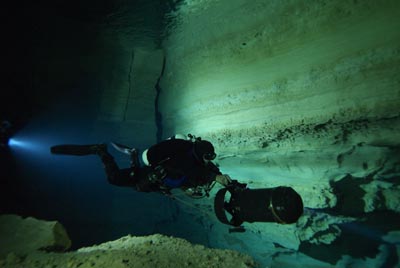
<box><xmin>0</xmin><ymin>215</ymin><xmax>256</xmax><ymax>268</ymax></box>
<box><xmin>158</xmin><ymin>0</ymin><xmax>400</xmax><ymax>267</ymax></box>
<box><xmin>0</xmin><ymin>214</ymin><xmax>71</xmax><ymax>258</ymax></box>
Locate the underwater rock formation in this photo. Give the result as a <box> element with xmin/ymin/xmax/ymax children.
<box><xmin>0</xmin><ymin>215</ymin><xmax>256</xmax><ymax>268</ymax></box>
<box><xmin>0</xmin><ymin>214</ymin><xmax>71</xmax><ymax>258</ymax></box>
<box><xmin>158</xmin><ymin>0</ymin><xmax>400</xmax><ymax>266</ymax></box>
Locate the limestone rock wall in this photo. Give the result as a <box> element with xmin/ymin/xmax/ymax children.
<box><xmin>161</xmin><ymin>0</ymin><xmax>400</xmax><ymax>135</ymax></box>
<box><xmin>159</xmin><ymin>0</ymin><xmax>400</xmax><ymax>265</ymax></box>
<box><xmin>92</xmin><ymin>46</ymin><xmax>164</xmax><ymax>147</ymax></box>
<box><xmin>160</xmin><ymin>0</ymin><xmax>400</xmax><ymax>208</ymax></box>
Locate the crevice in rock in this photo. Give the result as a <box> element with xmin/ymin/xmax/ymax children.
<box><xmin>123</xmin><ymin>49</ymin><xmax>135</xmax><ymax>122</ymax></box>
<box><xmin>155</xmin><ymin>56</ymin><xmax>166</xmax><ymax>142</ymax></box>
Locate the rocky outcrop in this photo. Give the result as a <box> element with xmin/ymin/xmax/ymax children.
<box><xmin>0</xmin><ymin>214</ymin><xmax>71</xmax><ymax>258</ymax></box>
<box><xmin>0</xmin><ymin>215</ymin><xmax>256</xmax><ymax>268</ymax></box>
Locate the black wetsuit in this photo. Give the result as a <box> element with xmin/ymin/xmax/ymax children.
<box><xmin>99</xmin><ymin>151</ymin><xmax>161</xmax><ymax>192</ymax></box>
<box><xmin>51</xmin><ymin>139</ymin><xmax>221</xmax><ymax>193</ymax></box>
<box><xmin>145</xmin><ymin>139</ymin><xmax>221</xmax><ymax>188</ymax></box>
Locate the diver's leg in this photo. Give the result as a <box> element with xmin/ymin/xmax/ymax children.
<box><xmin>130</xmin><ymin>149</ymin><xmax>140</xmax><ymax>168</ymax></box>
<box><xmin>93</xmin><ymin>145</ymin><xmax>136</xmax><ymax>187</ymax></box>
<box><xmin>94</xmin><ymin>145</ymin><xmax>119</xmax><ymax>184</ymax></box>
<box><xmin>51</xmin><ymin>143</ymin><xmax>136</xmax><ymax>187</ymax></box>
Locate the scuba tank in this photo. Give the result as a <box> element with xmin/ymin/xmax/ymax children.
<box><xmin>214</xmin><ymin>180</ymin><xmax>303</xmax><ymax>227</ymax></box>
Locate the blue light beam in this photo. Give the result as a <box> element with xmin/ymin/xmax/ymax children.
<box><xmin>9</xmin><ymin>137</ymin><xmax>40</xmax><ymax>150</ymax></box>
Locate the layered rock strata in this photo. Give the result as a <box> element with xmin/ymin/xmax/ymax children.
<box><xmin>159</xmin><ymin>0</ymin><xmax>400</xmax><ymax>266</ymax></box>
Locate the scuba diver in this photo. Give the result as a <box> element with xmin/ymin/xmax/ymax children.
<box><xmin>50</xmin><ymin>134</ymin><xmax>231</xmax><ymax>196</ymax></box>
<box><xmin>50</xmin><ymin>134</ymin><xmax>304</xmax><ymax>230</ymax></box>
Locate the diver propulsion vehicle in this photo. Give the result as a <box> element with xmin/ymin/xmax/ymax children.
<box><xmin>214</xmin><ymin>180</ymin><xmax>304</xmax><ymax>228</ymax></box>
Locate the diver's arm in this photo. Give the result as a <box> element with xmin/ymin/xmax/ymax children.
<box><xmin>205</xmin><ymin>161</ymin><xmax>232</xmax><ymax>186</ymax></box>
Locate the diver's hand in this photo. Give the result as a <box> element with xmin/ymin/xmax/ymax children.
<box><xmin>215</xmin><ymin>174</ymin><xmax>232</xmax><ymax>186</ymax></box>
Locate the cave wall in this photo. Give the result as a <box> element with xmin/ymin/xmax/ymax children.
<box><xmin>160</xmin><ymin>0</ymin><xmax>400</xmax><ymax>205</ymax></box>
<box><xmin>159</xmin><ymin>0</ymin><xmax>400</xmax><ymax>266</ymax></box>
<box><xmin>30</xmin><ymin>2</ymin><xmax>163</xmax><ymax>148</ymax></box>
<box><xmin>160</xmin><ymin>0</ymin><xmax>400</xmax><ymax>137</ymax></box>
<box><xmin>91</xmin><ymin>43</ymin><xmax>163</xmax><ymax>147</ymax></box>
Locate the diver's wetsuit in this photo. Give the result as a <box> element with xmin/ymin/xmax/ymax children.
<box><xmin>51</xmin><ymin>138</ymin><xmax>221</xmax><ymax>192</ymax></box>
<box><xmin>98</xmin><ymin>149</ymin><xmax>160</xmax><ymax>192</ymax></box>
<box><xmin>145</xmin><ymin>139</ymin><xmax>222</xmax><ymax>188</ymax></box>
<box><xmin>50</xmin><ymin>144</ymin><xmax>161</xmax><ymax>192</ymax></box>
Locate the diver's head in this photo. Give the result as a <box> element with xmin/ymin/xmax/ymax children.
<box><xmin>193</xmin><ymin>140</ymin><xmax>216</xmax><ymax>163</ymax></box>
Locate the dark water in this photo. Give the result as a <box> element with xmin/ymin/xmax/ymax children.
<box><xmin>1</xmin><ymin>0</ymin><xmax>205</xmax><ymax>250</ymax></box>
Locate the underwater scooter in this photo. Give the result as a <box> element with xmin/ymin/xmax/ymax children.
<box><xmin>214</xmin><ymin>180</ymin><xmax>304</xmax><ymax>231</ymax></box>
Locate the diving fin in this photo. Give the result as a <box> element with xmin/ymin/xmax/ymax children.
<box><xmin>50</xmin><ymin>144</ymin><xmax>106</xmax><ymax>156</ymax></box>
